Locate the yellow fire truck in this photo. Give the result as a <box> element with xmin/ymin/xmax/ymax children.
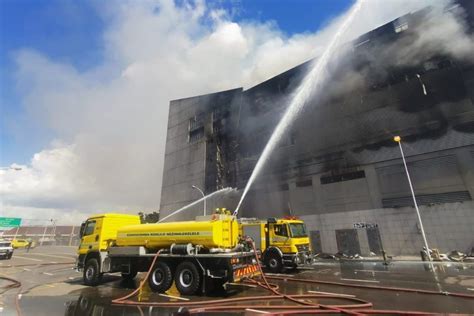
<box><xmin>239</xmin><ymin>216</ymin><xmax>312</xmax><ymax>273</ymax></box>
<box><xmin>76</xmin><ymin>213</ymin><xmax>259</xmax><ymax>295</ymax></box>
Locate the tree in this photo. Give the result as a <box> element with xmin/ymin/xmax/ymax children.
<box><xmin>138</xmin><ymin>211</ymin><xmax>160</xmax><ymax>223</ymax></box>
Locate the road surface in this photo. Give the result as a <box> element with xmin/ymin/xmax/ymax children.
<box><xmin>1</xmin><ymin>246</ymin><xmax>473</xmax><ymax>315</ymax></box>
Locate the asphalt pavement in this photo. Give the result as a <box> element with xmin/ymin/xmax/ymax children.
<box><xmin>1</xmin><ymin>246</ymin><xmax>473</xmax><ymax>315</ymax></box>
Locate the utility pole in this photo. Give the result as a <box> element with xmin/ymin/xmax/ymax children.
<box><xmin>40</xmin><ymin>225</ymin><xmax>48</xmax><ymax>246</ymax></box>
<box><xmin>51</xmin><ymin>219</ymin><xmax>57</xmax><ymax>245</ymax></box>
<box><xmin>13</xmin><ymin>226</ymin><xmax>20</xmax><ymax>241</ymax></box>
<box><xmin>69</xmin><ymin>226</ymin><xmax>75</xmax><ymax>246</ymax></box>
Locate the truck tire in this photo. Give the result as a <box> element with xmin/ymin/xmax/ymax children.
<box><xmin>264</xmin><ymin>252</ymin><xmax>283</xmax><ymax>273</ymax></box>
<box><xmin>148</xmin><ymin>261</ymin><xmax>173</xmax><ymax>293</ymax></box>
<box><xmin>83</xmin><ymin>258</ymin><xmax>102</xmax><ymax>286</ymax></box>
<box><xmin>175</xmin><ymin>261</ymin><xmax>201</xmax><ymax>295</ymax></box>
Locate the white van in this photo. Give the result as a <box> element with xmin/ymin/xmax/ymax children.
<box><xmin>0</xmin><ymin>240</ymin><xmax>14</xmax><ymax>259</ymax></box>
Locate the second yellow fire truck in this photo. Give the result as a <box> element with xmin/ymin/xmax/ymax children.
<box><xmin>239</xmin><ymin>216</ymin><xmax>312</xmax><ymax>273</ymax></box>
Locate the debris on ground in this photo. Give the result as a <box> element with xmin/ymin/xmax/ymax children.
<box><xmin>420</xmin><ymin>248</ymin><xmax>474</xmax><ymax>262</ymax></box>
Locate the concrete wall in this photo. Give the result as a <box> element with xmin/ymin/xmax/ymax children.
<box><xmin>160</xmin><ymin>89</ymin><xmax>243</xmax><ymax>220</ymax></box>
<box><xmin>160</xmin><ymin>96</ymin><xmax>208</xmax><ymax>219</ymax></box>
<box><xmin>301</xmin><ymin>201</ymin><xmax>474</xmax><ymax>256</ymax></box>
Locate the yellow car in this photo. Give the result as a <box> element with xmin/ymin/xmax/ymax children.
<box><xmin>11</xmin><ymin>239</ymin><xmax>30</xmax><ymax>249</ymax></box>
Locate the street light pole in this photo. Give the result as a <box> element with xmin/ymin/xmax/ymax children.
<box><xmin>41</xmin><ymin>225</ymin><xmax>48</xmax><ymax>246</ymax></box>
<box><xmin>192</xmin><ymin>185</ymin><xmax>206</xmax><ymax>216</ymax></box>
<box><xmin>51</xmin><ymin>219</ymin><xmax>57</xmax><ymax>245</ymax></box>
<box><xmin>394</xmin><ymin>136</ymin><xmax>432</xmax><ymax>263</ymax></box>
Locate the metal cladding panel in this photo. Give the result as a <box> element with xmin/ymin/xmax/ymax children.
<box><xmin>382</xmin><ymin>190</ymin><xmax>472</xmax><ymax>208</ymax></box>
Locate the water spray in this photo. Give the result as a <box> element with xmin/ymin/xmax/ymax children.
<box><xmin>233</xmin><ymin>0</ymin><xmax>366</xmax><ymax>217</ymax></box>
<box><xmin>159</xmin><ymin>187</ymin><xmax>235</xmax><ymax>222</ymax></box>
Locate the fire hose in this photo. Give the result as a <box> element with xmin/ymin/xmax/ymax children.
<box><xmin>111</xmin><ymin>238</ymin><xmax>375</xmax><ymax>313</ymax></box>
<box><xmin>265</xmin><ymin>275</ymin><xmax>474</xmax><ymax>300</ymax></box>
<box><xmin>0</xmin><ymin>275</ymin><xmax>23</xmax><ymax>316</ymax></box>
<box><xmin>0</xmin><ymin>262</ymin><xmax>75</xmax><ymax>269</ymax></box>
<box><xmin>2</xmin><ymin>237</ymin><xmax>472</xmax><ymax>315</ymax></box>
<box><xmin>110</xmin><ymin>238</ymin><xmax>465</xmax><ymax>315</ymax></box>
<box><xmin>0</xmin><ymin>261</ymin><xmax>76</xmax><ymax>316</ymax></box>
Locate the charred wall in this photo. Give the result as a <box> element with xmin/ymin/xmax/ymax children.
<box><xmin>160</xmin><ymin>88</ymin><xmax>242</xmax><ymax>219</ymax></box>
<box><xmin>233</xmin><ymin>2</ymin><xmax>474</xmax><ymax>218</ymax></box>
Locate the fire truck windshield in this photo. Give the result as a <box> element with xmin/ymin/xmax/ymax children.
<box><xmin>289</xmin><ymin>223</ymin><xmax>307</xmax><ymax>238</ymax></box>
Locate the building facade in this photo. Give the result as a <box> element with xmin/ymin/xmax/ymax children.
<box><xmin>160</xmin><ymin>2</ymin><xmax>474</xmax><ymax>255</ymax></box>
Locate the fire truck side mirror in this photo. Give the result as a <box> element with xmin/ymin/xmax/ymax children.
<box><xmin>79</xmin><ymin>222</ymin><xmax>86</xmax><ymax>238</ymax></box>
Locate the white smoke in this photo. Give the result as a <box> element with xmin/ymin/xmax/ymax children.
<box><xmin>1</xmin><ymin>0</ymin><xmax>466</xmax><ymax>224</ymax></box>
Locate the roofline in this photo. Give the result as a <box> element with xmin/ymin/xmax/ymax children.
<box><xmin>170</xmin><ymin>87</ymin><xmax>243</xmax><ymax>103</ymax></box>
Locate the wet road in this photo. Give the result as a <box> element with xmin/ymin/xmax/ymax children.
<box><xmin>1</xmin><ymin>247</ymin><xmax>473</xmax><ymax>315</ymax></box>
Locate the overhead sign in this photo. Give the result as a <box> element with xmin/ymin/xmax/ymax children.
<box><xmin>353</xmin><ymin>222</ymin><xmax>378</xmax><ymax>229</ymax></box>
<box><xmin>0</xmin><ymin>217</ymin><xmax>22</xmax><ymax>227</ymax></box>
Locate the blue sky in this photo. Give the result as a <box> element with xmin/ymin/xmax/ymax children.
<box><xmin>1</xmin><ymin>0</ymin><xmax>105</xmax><ymax>165</ymax></box>
<box><xmin>0</xmin><ymin>0</ymin><xmax>353</xmax><ymax>166</ymax></box>
<box><xmin>3</xmin><ymin>0</ymin><xmax>450</xmax><ymax>222</ymax></box>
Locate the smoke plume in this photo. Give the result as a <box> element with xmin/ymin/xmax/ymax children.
<box><xmin>1</xmin><ymin>0</ymin><xmax>465</xmax><ymax>223</ymax></box>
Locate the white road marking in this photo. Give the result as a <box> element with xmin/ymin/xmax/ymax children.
<box><xmin>158</xmin><ymin>294</ymin><xmax>189</xmax><ymax>301</ymax></box>
<box><xmin>51</xmin><ymin>267</ymin><xmax>75</xmax><ymax>273</ymax></box>
<box><xmin>355</xmin><ymin>269</ymin><xmax>390</xmax><ymax>273</ymax></box>
<box><xmin>314</xmin><ymin>269</ymin><xmax>331</xmax><ymax>274</ymax></box>
<box><xmin>308</xmin><ymin>290</ymin><xmax>355</xmax><ymax>298</ymax></box>
<box><xmin>22</xmin><ymin>268</ymin><xmax>32</xmax><ymax>271</ymax></box>
<box><xmin>265</xmin><ymin>273</ymin><xmax>294</xmax><ymax>277</ymax></box>
<box><xmin>245</xmin><ymin>308</ymin><xmax>270</xmax><ymax>314</ymax></box>
<box><xmin>341</xmin><ymin>278</ymin><xmax>380</xmax><ymax>283</ymax></box>
<box><xmin>467</xmin><ymin>288</ymin><xmax>474</xmax><ymax>291</ymax></box>
<box><xmin>14</xmin><ymin>255</ymin><xmax>43</xmax><ymax>262</ymax></box>
<box><xmin>30</xmin><ymin>253</ymin><xmax>74</xmax><ymax>260</ymax></box>
<box><xmin>227</xmin><ymin>282</ymin><xmax>257</xmax><ymax>288</ymax></box>
<box><xmin>42</xmin><ymin>272</ymin><xmax>54</xmax><ymax>276</ymax></box>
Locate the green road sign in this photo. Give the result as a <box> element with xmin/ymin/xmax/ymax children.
<box><xmin>0</xmin><ymin>217</ymin><xmax>22</xmax><ymax>227</ymax></box>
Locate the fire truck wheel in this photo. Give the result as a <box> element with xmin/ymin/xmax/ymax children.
<box><xmin>83</xmin><ymin>258</ymin><xmax>102</xmax><ymax>286</ymax></box>
<box><xmin>265</xmin><ymin>252</ymin><xmax>283</xmax><ymax>273</ymax></box>
<box><xmin>148</xmin><ymin>261</ymin><xmax>173</xmax><ymax>292</ymax></box>
<box><xmin>175</xmin><ymin>261</ymin><xmax>201</xmax><ymax>295</ymax></box>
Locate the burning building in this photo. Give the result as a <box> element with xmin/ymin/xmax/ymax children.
<box><xmin>160</xmin><ymin>1</ymin><xmax>474</xmax><ymax>256</ymax></box>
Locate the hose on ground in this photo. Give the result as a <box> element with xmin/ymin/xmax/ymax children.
<box><xmin>0</xmin><ymin>275</ymin><xmax>23</xmax><ymax>316</ymax></box>
<box><xmin>111</xmin><ymin>238</ymin><xmax>374</xmax><ymax>313</ymax></box>
<box><xmin>109</xmin><ymin>237</ymin><xmax>473</xmax><ymax>314</ymax></box>
<box><xmin>265</xmin><ymin>275</ymin><xmax>474</xmax><ymax>300</ymax></box>
<box><xmin>0</xmin><ymin>262</ymin><xmax>74</xmax><ymax>268</ymax></box>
